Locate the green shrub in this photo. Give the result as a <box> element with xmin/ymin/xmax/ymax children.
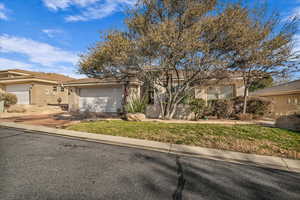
<box><xmin>210</xmin><ymin>99</ymin><xmax>233</xmax><ymax>119</ymax></box>
<box><xmin>0</xmin><ymin>92</ymin><xmax>17</xmax><ymax>108</ymax></box>
<box><xmin>188</xmin><ymin>98</ymin><xmax>206</xmax><ymax>120</ymax></box>
<box><xmin>247</xmin><ymin>97</ymin><xmax>272</xmax><ymax>116</ymax></box>
<box><xmin>126</xmin><ymin>95</ymin><xmax>148</xmax><ymax>113</ymax></box>
<box><xmin>232</xmin><ymin>96</ymin><xmax>271</xmax><ymax>116</ymax></box>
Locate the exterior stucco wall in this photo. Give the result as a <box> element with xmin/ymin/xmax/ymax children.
<box><xmin>68</xmin><ymin>87</ymin><xmax>80</xmax><ymax>112</ymax></box>
<box><xmin>31</xmin><ymin>83</ymin><xmax>69</xmax><ymax>106</ymax></box>
<box><xmin>127</xmin><ymin>85</ymin><xmax>141</xmax><ymax>101</ymax></box>
<box><xmin>260</xmin><ymin>93</ymin><xmax>300</xmax><ymax>117</ymax></box>
<box><xmin>0</xmin><ymin>82</ymin><xmax>68</xmax><ymax>106</ymax></box>
<box><xmin>195</xmin><ymin>79</ymin><xmax>245</xmax><ymax>101</ymax></box>
<box><xmin>146</xmin><ymin>104</ymin><xmax>194</xmax><ymax>120</ymax></box>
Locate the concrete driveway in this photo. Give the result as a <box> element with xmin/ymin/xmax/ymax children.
<box><xmin>0</xmin><ymin>126</ymin><xmax>299</xmax><ymax>200</ymax></box>
<box><xmin>0</xmin><ymin>113</ymin><xmax>77</xmax><ymax>128</ymax></box>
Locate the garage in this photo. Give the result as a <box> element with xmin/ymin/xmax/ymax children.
<box><xmin>6</xmin><ymin>84</ymin><xmax>31</xmax><ymax>105</ymax></box>
<box><xmin>79</xmin><ymin>87</ymin><xmax>123</xmax><ymax>113</ymax></box>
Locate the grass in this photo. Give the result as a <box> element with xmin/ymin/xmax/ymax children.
<box><xmin>67</xmin><ymin>120</ymin><xmax>300</xmax><ymax>159</ymax></box>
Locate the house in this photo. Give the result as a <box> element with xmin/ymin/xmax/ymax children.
<box><xmin>251</xmin><ymin>79</ymin><xmax>300</xmax><ymax>117</ymax></box>
<box><xmin>65</xmin><ymin>77</ymin><xmax>140</xmax><ymax>114</ymax></box>
<box><xmin>0</xmin><ymin>69</ymin><xmax>75</xmax><ymax>106</ymax></box>
<box><xmin>145</xmin><ymin>75</ymin><xmax>245</xmax><ymax>119</ymax></box>
<box><xmin>65</xmin><ymin>73</ymin><xmax>244</xmax><ymax>117</ymax></box>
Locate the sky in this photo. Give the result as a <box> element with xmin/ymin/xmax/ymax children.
<box><xmin>0</xmin><ymin>0</ymin><xmax>299</xmax><ymax>79</ymax></box>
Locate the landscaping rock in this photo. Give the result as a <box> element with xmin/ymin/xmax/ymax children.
<box><xmin>126</xmin><ymin>113</ymin><xmax>146</xmax><ymax>121</ymax></box>
<box><xmin>276</xmin><ymin>114</ymin><xmax>300</xmax><ymax>131</ymax></box>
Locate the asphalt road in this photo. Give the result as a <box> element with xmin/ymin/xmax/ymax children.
<box><xmin>0</xmin><ymin>127</ymin><xmax>299</xmax><ymax>200</ymax></box>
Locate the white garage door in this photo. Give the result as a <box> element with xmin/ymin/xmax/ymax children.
<box><xmin>79</xmin><ymin>87</ymin><xmax>123</xmax><ymax>113</ymax></box>
<box><xmin>6</xmin><ymin>84</ymin><xmax>30</xmax><ymax>105</ymax></box>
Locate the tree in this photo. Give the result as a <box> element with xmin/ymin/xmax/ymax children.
<box><xmin>211</xmin><ymin>3</ymin><xmax>299</xmax><ymax>114</ymax></box>
<box><xmin>249</xmin><ymin>74</ymin><xmax>273</xmax><ymax>92</ymax></box>
<box><xmin>79</xmin><ymin>0</ymin><xmax>235</xmax><ymax>119</ymax></box>
<box><xmin>79</xmin><ymin>0</ymin><xmax>299</xmax><ymax>118</ymax></box>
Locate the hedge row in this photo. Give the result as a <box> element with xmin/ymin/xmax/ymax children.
<box><xmin>188</xmin><ymin>97</ymin><xmax>272</xmax><ymax>120</ymax></box>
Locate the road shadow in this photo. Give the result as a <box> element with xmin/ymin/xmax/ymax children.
<box><xmin>131</xmin><ymin>152</ymin><xmax>300</xmax><ymax>200</ymax></box>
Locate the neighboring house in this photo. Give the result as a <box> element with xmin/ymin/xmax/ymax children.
<box><xmin>65</xmin><ymin>77</ymin><xmax>140</xmax><ymax>113</ymax></box>
<box><xmin>251</xmin><ymin>79</ymin><xmax>300</xmax><ymax>117</ymax></box>
<box><xmin>0</xmin><ymin>69</ymin><xmax>75</xmax><ymax>106</ymax></box>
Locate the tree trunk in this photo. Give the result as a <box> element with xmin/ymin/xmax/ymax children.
<box><xmin>168</xmin><ymin>102</ymin><xmax>179</xmax><ymax>120</ymax></box>
<box><xmin>242</xmin><ymin>87</ymin><xmax>248</xmax><ymax>114</ymax></box>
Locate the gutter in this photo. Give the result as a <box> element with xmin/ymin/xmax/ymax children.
<box><xmin>0</xmin><ymin>122</ymin><xmax>299</xmax><ymax>173</ymax></box>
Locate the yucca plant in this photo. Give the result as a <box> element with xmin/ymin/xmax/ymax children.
<box><xmin>126</xmin><ymin>94</ymin><xmax>148</xmax><ymax>114</ymax></box>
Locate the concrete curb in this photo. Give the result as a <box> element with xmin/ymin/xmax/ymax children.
<box><xmin>0</xmin><ymin>121</ymin><xmax>299</xmax><ymax>173</ymax></box>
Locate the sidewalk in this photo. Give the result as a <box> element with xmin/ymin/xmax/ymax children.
<box><xmin>0</xmin><ymin>121</ymin><xmax>298</xmax><ymax>173</ymax></box>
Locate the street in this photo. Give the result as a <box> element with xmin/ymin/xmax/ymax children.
<box><xmin>0</xmin><ymin>126</ymin><xmax>299</xmax><ymax>200</ymax></box>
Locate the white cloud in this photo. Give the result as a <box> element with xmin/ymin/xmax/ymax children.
<box><xmin>42</xmin><ymin>29</ymin><xmax>64</xmax><ymax>38</ymax></box>
<box><xmin>43</xmin><ymin>0</ymin><xmax>100</xmax><ymax>10</ymax></box>
<box><xmin>0</xmin><ymin>3</ymin><xmax>8</xmax><ymax>20</ymax></box>
<box><xmin>65</xmin><ymin>1</ymin><xmax>117</xmax><ymax>22</ymax></box>
<box><xmin>0</xmin><ymin>34</ymin><xmax>78</xmax><ymax>66</ymax></box>
<box><xmin>0</xmin><ymin>58</ymin><xmax>33</xmax><ymax>70</ymax></box>
<box><xmin>42</xmin><ymin>0</ymin><xmax>137</xmax><ymax>22</ymax></box>
<box><xmin>66</xmin><ymin>0</ymin><xmax>137</xmax><ymax>22</ymax></box>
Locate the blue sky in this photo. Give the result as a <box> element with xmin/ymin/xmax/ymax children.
<box><xmin>0</xmin><ymin>0</ymin><xmax>299</xmax><ymax>78</ymax></box>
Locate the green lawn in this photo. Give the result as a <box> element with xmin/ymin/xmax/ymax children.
<box><xmin>67</xmin><ymin>120</ymin><xmax>300</xmax><ymax>159</ymax></box>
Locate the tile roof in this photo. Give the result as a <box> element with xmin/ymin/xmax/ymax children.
<box><xmin>251</xmin><ymin>79</ymin><xmax>300</xmax><ymax>96</ymax></box>
<box><xmin>1</xmin><ymin>69</ymin><xmax>76</xmax><ymax>83</ymax></box>
<box><xmin>65</xmin><ymin>77</ymin><xmax>121</xmax><ymax>84</ymax></box>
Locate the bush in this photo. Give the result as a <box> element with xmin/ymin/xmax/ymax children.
<box><xmin>232</xmin><ymin>96</ymin><xmax>271</xmax><ymax>116</ymax></box>
<box><xmin>210</xmin><ymin>99</ymin><xmax>233</xmax><ymax>119</ymax></box>
<box><xmin>126</xmin><ymin>95</ymin><xmax>148</xmax><ymax>113</ymax></box>
<box><xmin>188</xmin><ymin>98</ymin><xmax>206</xmax><ymax>120</ymax></box>
<box><xmin>247</xmin><ymin>97</ymin><xmax>272</xmax><ymax>116</ymax></box>
<box><xmin>0</xmin><ymin>92</ymin><xmax>17</xmax><ymax>108</ymax></box>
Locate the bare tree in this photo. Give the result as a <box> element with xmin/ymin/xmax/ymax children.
<box><xmin>79</xmin><ymin>0</ymin><xmax>233</xmax><ymax>119</ymax></box>
<box><xmin>79</xmin><ymin>0</ymin><xmax>299</xmax><ymax>118</ymax></box>
<box><xmin>211</xmin><ymin>3</ymin><xmax>300</xmax><ymax>114</ymax></box>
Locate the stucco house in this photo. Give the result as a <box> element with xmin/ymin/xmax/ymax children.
<box><xmin>0</xmin><ymin>69</ymin><xmax>75</xmax><ymax>106</ymax></box>
<box><xmin>65</xmin><ymin>74</ymin><xmax>244</xmax><ymax>116</ymax></box>
<box><xmin>251</xmin><ymin>79</ymin><xmax>300</xmax><ymax>117</ymax></box>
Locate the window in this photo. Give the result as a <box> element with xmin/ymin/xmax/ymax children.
<box><xmin>53</xmin><ymin>86</ymin><xmax>57</xmax><ymax>92</ymax></box>
<box><xmin>61</xmin><ymin>87</ymin><xmax>65</xmax><ymax>92</ymax></box>
<box><xmin>207</xmin><ymin>85</ymin><xmax>234</xmax><ymax>100</ymax></box>
<box><xmin>287</xmin><ymin>98</ymin><xmax>291</xmax><ymax>104</ymax></box>
<box><xmin>207</xmin><ymin>87</ymin><xmax>219</xmax><ymax>100</ymax></box>
<box><xmin>219</xmin><ymin>85</ymin><xmax>234</xmax><ymax>99</ymax></box>
<box><xmin>294</xmin><ymin>98</ymin><xmax>298</xmax><ymax>105</ymax></box>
